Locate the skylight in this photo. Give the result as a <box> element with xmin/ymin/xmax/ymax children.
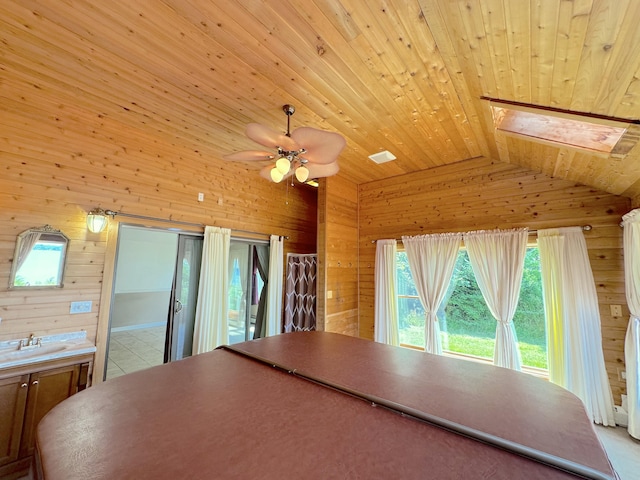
<box><xmin>487</xmin><ymin>99</ymin><xmax>636</xmax><ymax>158</ymax></box>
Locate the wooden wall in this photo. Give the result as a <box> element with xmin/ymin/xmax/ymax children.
<box><xmin>358</xmin><ymin>157</ymin><xmax>631</xmax><ymax>404</ymax></box>
<box><xmin>317</xmin><ymin>176</ymin><xmax>359</xmax><ymax>336</ymax></box>
<box><xmin>0</xmin><ymin>117</ymin><xmax>318</xmax><ymax>348</ymax></box>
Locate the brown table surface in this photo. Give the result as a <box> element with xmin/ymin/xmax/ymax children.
<box><xmin>36</xmin><ymin>332</ymin><xmax>616</xmax><ymax>479</ymax></box>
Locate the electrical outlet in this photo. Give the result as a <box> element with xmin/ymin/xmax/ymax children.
<box><xmin>621</xmin><ymin>370</ymin><xmax>627</xmax><ymax>380</ymax></box>
<box><xmin>70</xmin><ymin>301</ymin><xmax>92</xmax><ymax>314</ymax></box>
<box><xmin>198</xmin><ymin>192</ymin><xmax>204</xmax><ymax>202</ymax></box>
<box><xmin>610</xmin><ymin>304</ymin><xmax>622</xmax><ymax>317</ymax></box>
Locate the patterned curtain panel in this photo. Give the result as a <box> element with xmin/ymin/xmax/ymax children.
<box><xmin>283</xmin><ymin>254</ymin><xmax>317</xmax><ymax>332</ymax></box>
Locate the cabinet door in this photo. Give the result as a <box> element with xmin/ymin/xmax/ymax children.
<box><xmin>0</xmin><ymin>374</ymin><xmax>29</xmax><ymax>466</ymax></box>
<box><xmin>19</xmin><ymin>364</ymin><xmax>81</xmax><ymax>457</ymax></box>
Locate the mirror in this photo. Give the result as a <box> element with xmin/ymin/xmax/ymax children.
<box><xmin>9</xmin><ymin>225</ymin><xmax>69</xmax><ymax>289</ymax></box>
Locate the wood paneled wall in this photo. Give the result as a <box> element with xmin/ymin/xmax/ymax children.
<box><xmin>317</xmin><ymin>176</ymin><xmax>358</xmax><ymax>337</ymax></box>
<box><xmin>0</xmin><ymin>120</ymin><xmax>317</xmax><ymax>347</ymax></box>
<box><xmin>358</xmin><ymin>157</ymin><xmax>630</xmax><ymax>403</ymax></box>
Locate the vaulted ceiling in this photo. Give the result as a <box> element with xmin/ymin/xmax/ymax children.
<box><xmin>2</xmin><ymin>1</ymin><xmax>640</xmax><ymax>198</ymax></box>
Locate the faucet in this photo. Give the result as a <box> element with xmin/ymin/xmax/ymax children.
<box><xmin>19</xmin><ymin>334</ymin><xmax>42</xmax><ymax>350</ymax></box>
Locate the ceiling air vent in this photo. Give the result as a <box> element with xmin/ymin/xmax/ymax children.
<box><xmin>368</xmin><ymin>150</ymin><xmax>396</xmax><ymax>164</ymax></box>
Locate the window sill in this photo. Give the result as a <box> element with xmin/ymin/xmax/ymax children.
<box><xmin>399</xmin><ymin>343</ymin><xmax>549</xmax><ymax>380</ymax></box>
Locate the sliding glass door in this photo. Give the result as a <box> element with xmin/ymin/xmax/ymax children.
<box><xmin>105</xmin><ymin>226</ymin><xmax>202</xmax><ymax>380</ymax></box>
<box><xmin>227</xmin><ymin>240</ymin><xmax>269</xmax><ymax>344</ymax></box>
<box><xmin>166</xmin><ymin>234</ymin><xmax>203</xmax><ymax>361</ymax></box>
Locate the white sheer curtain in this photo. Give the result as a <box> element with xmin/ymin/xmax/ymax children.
<box><xmin>622</xmin><ymin>209</ymin><xmax>640</xmax><ymax>438</ymax></box>
<box><xmin>538</xmin><ymin>227</ymin><xmax>615</xmax><ymax>425</ymax></box>
<box><xmin>265</xmin><ymin>235</ymin><xmax>284</xmax><ymax>337</ymax></box>
<box><xmin>229</xmin><ymin>243</ymin><xmax>249</xmax><ymax>322</ymax></box>
<box><xmin>401</xmin><ymin>233</ymin><xmax>462</xmax><ymax>354</ymax></box>
<box><xmin>464</xmin><ymin>229</ymin><xmax>527</xmax><ymax>370</ymax></box>
<box><xmin>192</xmin><ymin>226</ymin><xmax>231</xmax><ymax>354</ymax></box>
<box><xmin>374</xmin><ymin>240</ymin><xmax>399</xmax><ymax>346</ymax></box>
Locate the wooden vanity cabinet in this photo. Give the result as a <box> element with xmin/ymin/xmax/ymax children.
<box><xmin>0</xmin><ymin>375</ymin><xmax>29</xmax><ymax>467</ymax></box>
<box><xmin>0</xmin><ymin>356</ymin><xmax>92</xmax><ymax>480</ymax></box>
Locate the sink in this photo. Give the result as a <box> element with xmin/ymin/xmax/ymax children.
<box><xmin>0</xmin><ymin>332</ymin><xmax>96</xmax><ymax>369</ymax></box>
<box><xmin>0</xmin><ymin>343</ymin><xmax>70</xmax><ymax>363</ymax></box>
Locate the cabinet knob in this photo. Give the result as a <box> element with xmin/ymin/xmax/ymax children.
<box><xmin>32</xmin><ymin>380</ymin><xmax>39</xmax><ymax>385</ymax></box>
<box><xmin>21</xmin><ymin>383</ymin><xmax>28</xmax><ymax>388</ymax></box>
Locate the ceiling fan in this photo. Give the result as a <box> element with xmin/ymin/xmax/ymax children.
<box><xmin>223</xmin><ymin>104</ymin><xmax>346</xmax><ymax>183</ymax></box>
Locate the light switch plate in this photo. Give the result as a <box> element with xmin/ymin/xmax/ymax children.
<box><xmin>610</xmin><ymin>304</ymin><xmax>622</xmax><ymax>317</ymax></box>
<box><xmin>70</xmin><ymin>301</ymin><xmax>92</xmax><ymax>314</ymax></box>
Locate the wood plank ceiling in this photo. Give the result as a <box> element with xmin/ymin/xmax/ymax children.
<box><xmin>2</xmin><ymin>1</ymin><xmax>640</xmax><ymax>198</ymax></box>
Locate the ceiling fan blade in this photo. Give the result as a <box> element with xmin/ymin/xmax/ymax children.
<box><xmin>291</xmin><ymin>127</ymin><xmax>346</xmax><ymax>165</ymax></box>
<box><xmin>306</xmin><ymin>160</ymin><xmax>340</xmax><ymax>178</ymax></box>
<box><xmin>222</xmin><ymin>150</ymin><xmax>275</xmax><ymax>162</ymax></box>
<box><xmin>246</xmin><ymin>123</ymin><xmax>299</xmax><ymax>151</ymax></box>
<box><xmin>259</xmin><ymin>164</ymin><xmax>295</xmax><ymax>182</ymax></box>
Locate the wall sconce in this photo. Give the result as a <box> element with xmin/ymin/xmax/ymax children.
<box><xmin>86</xmin><ymin>208</ymin><xmax>108</xmax><ymax>233</ymax></box>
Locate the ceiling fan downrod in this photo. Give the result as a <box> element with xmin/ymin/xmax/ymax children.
<box><xmin>282</xmin><ymin>104</ymin><xmax>295</xmax><ymax>137</ymax></box>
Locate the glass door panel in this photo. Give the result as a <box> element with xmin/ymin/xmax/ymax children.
<box><xmin>166</xmin><ymin>234</ymin><xmax>203</xmax><ymax>361</ymax></box>
<box><xmin>227</xmin><ymin>240</ymin><xmax>268</xmax><ymax>345</ymax></box>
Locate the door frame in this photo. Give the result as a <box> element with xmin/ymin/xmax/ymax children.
<box><xmin>94</xmin><ymin>219</ymin><xmax>203</xmax><ymax>384</ymax></box>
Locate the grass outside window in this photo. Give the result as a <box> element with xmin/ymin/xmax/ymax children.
<box><xmin>397</xmin><ymin>248</ymin><xmax>548</xmax><ymax>370</ymax></box>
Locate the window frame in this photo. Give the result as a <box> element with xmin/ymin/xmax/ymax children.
<box><xmin>395</xmin><ymin>244</ymin><xmax>549</xmax><ymax>379</ymax></box>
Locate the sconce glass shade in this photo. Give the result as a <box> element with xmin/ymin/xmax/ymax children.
<box><xmin>295</xmin><ymin>165</ymin><xmax>309</xmax><ymax>183</ymax></box>
<box><xmin>275</xmin><ymin>157</ymin><xmax>291</xmax><ymax>174</ymax></box>
<box><xmin>87</xmin><ymin>208</ymin><xmax>108</xmax><ymax>233</ymax></box>
<box><xmin>270</xmin><ymin>168</ymin><xmax>284</xmax><ymax>183</ymax></box>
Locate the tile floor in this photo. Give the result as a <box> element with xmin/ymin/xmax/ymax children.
<box><xmin>105</xmin><ymin>323</ymin><xmax>248</xmax><ymax>380</ymax></box>
<box><xmin>594</xmin><ymin>424</ymin><xmax>640</xmax><ymax>480</ymax></box>
<box><xmin>105</xmin><ymin>326</ymin><xmax>166</xmax><ymax>380</ymax></box>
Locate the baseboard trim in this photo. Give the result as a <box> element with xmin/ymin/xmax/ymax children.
<box><xmin>111</xmin><ymin>322</ymin><xmax>166</xmax><ymax>333</ymax></box>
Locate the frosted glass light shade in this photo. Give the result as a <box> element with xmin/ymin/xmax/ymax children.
<box><xmin>275</xmin><ymin>157</ymin><xmax>291</xmax><ymax>174</ymax></box>
<box><xmin>87</xmin><ymin>209</ymin><xmax>108</xmax><ymax>233</ymax></box>
<box><xmin>270</xmin><ymin>168</ymin><xmax>284</xmax><ymax>183</ymax></box>
<box><xmin>295</xmin><ymin>165</ymin><xmax>309</xmax><ymax>183</ymax></box>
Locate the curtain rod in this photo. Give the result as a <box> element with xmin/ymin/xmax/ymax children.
<box><xmin>370</xmin><ymin>225</ymin><xmax>593</xmax><ymax>244</ymax></box>
<box><xmin>104</xmin><ymin>209</ymin><xmax>289</xmax><ymax>240</ymax></box>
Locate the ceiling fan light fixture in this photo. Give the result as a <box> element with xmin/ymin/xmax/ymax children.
<box><xmin>225</xmin><ymin>104</ymin><xmax>345</xmax><ymax>184</ymax></box>
<box><xmin>275</xmin><ymin>156</ymin><xmax>291</xmax><ymax>174</ymax></box>
<box><xmin>295</xmin><ymin>165</ymin><xmax>309</xmax><ymax>183</ymax></box>
<box><xmin>270</xmin><ymin>168</ymin><xmax>284</xmax><ymax>183</ymax></box>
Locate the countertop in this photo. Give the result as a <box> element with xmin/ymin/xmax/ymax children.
<box><xmin>0</xmin><ymin>331</ymin><xmax>96</xmax><ymax>370</ymax></box>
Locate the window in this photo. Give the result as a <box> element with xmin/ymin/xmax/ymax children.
<box><xmin>397</xmin><ymin>247</ymin><xmax>547</xmax><ymax>371</ymax></box>
<box><xmin>486</xmin><ymin>98</ymin><xmax>636</xmax><ymax>159</ymax></box>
